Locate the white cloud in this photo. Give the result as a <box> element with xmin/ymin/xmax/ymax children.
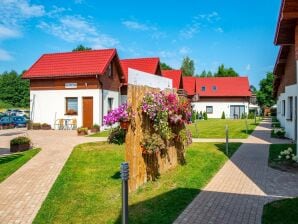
<box><xmin>179</xmin><ymin>23</ymin><xmax>200</xmax><ymax>39</ymax></box>
<box><xmin>0</xmin><ymin>25</ymin><xmax>21</xmax><ymax>39</ymax></box>
<box><xmin>122</xmin><ymin>20</ymin><xmax>149</xmax><ymax>31</ymax></box>
<box><xmin>214</xmin><ymin>27</ymin><xmax>224</xmax><ymax>33</ymax></box>
<box><xmin>179</xmin><ymin>47</ymin><xmax>190</xmax><ymax>55</ymax></box>
<box><xmin>0</xmin><ymin>49</ymin><xmax>13</xmax><ymax>61</ymax></box>
<box><xmin>197</xmin><ymin>11</ymin><xmax>220</xmax><ymax>22</ymax></box>
<box><xmin>38</xmin><ymin>15</ymin><xmax>119</xmax><ymax>48</ymax></box>
<box><xmin>245</xmin><ymin>64</ymin><xmax>251</xmax><ymax>71</ymax></box>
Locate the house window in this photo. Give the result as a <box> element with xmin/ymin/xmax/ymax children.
<box><xmin>65</xmin><ymin>97</ymin><xmax>78</xmax><ymax>115</ymax></box>
<box><xmin>107</xmin><ymin>64</ymin><xmax>112</xmax><ymax>78</ymax></box>
<box><xmin>212</xmin><ymin>86</ymin><xmax>217</xmax><ymax>91</ymax></box>
<box><xmin>201</xmin><ymin>86</ymin><xmax>206</xmax><ymax>91</ymax></box>
<box><xmin>282</xmin><ymin>100</ymin><xmax>285</xmax><ymax>116</ymax></box>
<box><xmin>287</xmin><ymin>97</ymin><xmax>293</xmax><ymax>120</ymax></box>
<box><xmin>108</xmin><ymin>98</ymin><xmax>113</xmax><ymax>112</ymax></box>
<box><xmin>206</xmin><ymin>106</ymin><xmax>213</xmax><ymax>114</ymax></box>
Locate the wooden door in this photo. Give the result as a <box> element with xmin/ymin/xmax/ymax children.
<box><xmin>83</xmin><ymin>97</ymin><xmax>93</xmax><ymax>128</ymax></box>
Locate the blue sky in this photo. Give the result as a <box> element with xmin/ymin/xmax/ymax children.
<box><xmin>0</xmin><ymin>0</ymin><xmax>281</xmax><ymax>87</ymax></box>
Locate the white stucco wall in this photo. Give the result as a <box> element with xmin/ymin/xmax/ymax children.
<box><xmin>276</xmin><ymin>83</ymin><xmax>298</xmax><ymax>140</ymax></box>
<box><xmin>128</xmin><ymin>68</ymin><xmax>172</xmax><ymax>90</ymax></box>
<box><xmin>30</xmin><ymin>89</ymin><xmax>104</xmax><ymax>128</ymax></box>
<box><xmin>192</xmin><ymin>101</ymin><xmax>249</xmax><ymax>119</ymax></box>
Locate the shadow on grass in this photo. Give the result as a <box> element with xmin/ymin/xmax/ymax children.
<box><xmin>111</xmin><ymin>171</ymin><xmax>121</xmax><ymax>179</ymax></box>
<box><xmin>115</xmin><ymin>188</ymin><xmax>199</xmax><ymax>224</ymax></box>
<box><xmin>214</xmin><ymin>143</ymin><xmax>242</xmax><ymax>158</ymax></box>
<box><xmin>0</xmin><ymin>153</ymin><xmax>23</xmax><ymax>164</ymax></box>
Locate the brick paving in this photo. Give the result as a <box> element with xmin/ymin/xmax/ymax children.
<box><xmin>0</xmin><ymin>129</ymin><xmax>104</xmax><ymax>224</ymax></box>
<box><xmin>174</xmin><ymin>118</ymin><xmax>298</xmax><ymax>224</ymax></box>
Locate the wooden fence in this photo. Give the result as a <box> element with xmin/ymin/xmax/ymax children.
<box><xmin>125</xmin><ymin>85</ymin><xmax>183</xmax><ymax>192</ymax></box>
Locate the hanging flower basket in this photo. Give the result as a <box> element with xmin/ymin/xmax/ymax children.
<box><xmin>120</xmin><ymin>120</ymin><xmax>130</xmax><ymax>130</ymax></box>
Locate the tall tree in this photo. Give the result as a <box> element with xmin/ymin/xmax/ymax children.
<box><xmin>0</xmin><ymin>71</ymin><xmax>29</xmax><ymax>107</ymax></box>
<box><xmin>199</xmin><ymin>70</ymin><xmax>213</xmax><ymax>77</ymax></box>
<box><xmin>72</xmin><ymin>44</ymin><xmax>92</xmax><ymax>51</ymax></box>
<box><xmin>160</xmin><ymin>62</ymin><xmax>173</xmax><ymax>70</ymax></box>
<box><xmin>250</xmin><ymin>85</ymin><xmax>257</xmax><ymax>93</ymax></box>
<box><xmin>214</xmin><ymin>64</ymin><xmax>239</xmax><ymax>77</ymax></box>
<box><xmin>181</xmin><ymin>56</ymin><xmax>195</xmax><ymax>76</ymax></box>
<box><xmin>256</xmin><ymin>72</ymin><xmax>276</xmax><ymax>108</ymax></box>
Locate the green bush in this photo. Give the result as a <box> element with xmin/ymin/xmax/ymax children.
<box><xmin>108</xmin><ymin>126</ymin><xmax>126</xmax><ymax>145</ymax></box>
<box><xmin>199</xmin><ymin>111</ymin><xmax>203</xmax><ymax>119</ymax></box>
<box><xmin>191</xmin><ymin>111</ymin><xmax>196</xmax><ymax>123</ymax></box>
<box><xmin>10</xmin><ymin>136</ymin><xmax>31</xmax><ymax>145</ymax></box>
<box><xmin>203</xmin><ymin>112</ymin><xmax>208</xmax><ymax>120</ymax></box>
<box><xmin>92</xmin><ymin>124</ymin><xmax>100</xmax><ymax>129</ymax></box>
<box><xmin>241</xmin><ymin>113</ymin><xmax>247</xmax><ymax>119</ymax></box>
<box><xmin>221</xmin><ymin>111</ymin><xmax>225</xmax><ymax>119</ymax></box>
<box><xmin>0</xmin><ymin>100</ymin><xmax>12</xmax><ymax>109</ymax></box>
<box><xmin>248</xmin><ymin>112</ymin><xmax>255</xmax><ymax>119</ymax></box>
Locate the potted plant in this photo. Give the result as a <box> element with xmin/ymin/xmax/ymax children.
<box><xmin>27</xmin><ymin>120</ymin><xmax>33</xmax><ymax>130</ymax></box>
<box><xmin>77</xmin><ymin>127</ymin><xmax>88</xmax><ymax>136</ymax></box>
<box><xmin>103</xmin><ymin>103</ymin><xmax>134</xmax><ymax>130</ymax></box>
<box><xmin>41</xmin><ymin>123</ymin><xmax>51</xmax><ymax>130</ymax></box>
<box><xmin>66</xmin><ymin>109</ymin><xmax>77</xmax><ymax>115</ymax></box>
<box><xmin>140</xmin><ymin>133</ymin><xmax>166</xmax><ymax>155</ymax></box>
<box><xmin>90</xmin><ymin>124</ymin><xmax>100</xmax><ymax>133</ymax></box>
<box><xmin>32</xmin><ymin>123</ymin><xmax>41</xmax><ymax>130</ymax></box>
<box><xmin>10</xmin><ymin>136</ymin><xmax>31</xmax><ymax>153</ymax></box>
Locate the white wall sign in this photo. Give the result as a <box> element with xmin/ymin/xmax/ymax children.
<box><xmin>65</xmin><ymin>83</ymin><xmax>77</xmax><ymax>89</ymax></box>
<box><xmin>128</xmin><ymin>68</ymin><xmax>172</xmax><ymax>90</ymax></box>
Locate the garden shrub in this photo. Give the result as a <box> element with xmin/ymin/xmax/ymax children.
<box><xmin>241</xmin><ymin>113</ymin><xmax>247</xmax><ymax>119</ymax></box>
<box><xmin>203</xmin><ymin>112</ymin><xmax>208</xmax><ymax>120</ymax></box>
<box><xmin>247</xmin><ymin>112</ymin><xmax>255</xmax><ymax>119</ymax></box>
<box><xmin>10</xmin><ymin>136</ymin><xmax>31</xmax><ymax>145</ymax></box>
<box><xmin>221</xmin><ymin>111</ymin><xmax>225</xmax><ymax>119</ymax></box>
<box><xmin>108</xmin><ymin>126</ymin><xmax>126</xmax><ymax>145</ymax></box>
<box><xmin>191</xmin><ymin>111</ymin><xmax>196</xmax><ymax>123</ymax></box>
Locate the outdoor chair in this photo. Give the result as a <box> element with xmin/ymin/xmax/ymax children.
<box><xmin>55</xmin><ymin>119</ymin><xmax>64</xmax><ymax>130</ymax></box>
<box><xmin>69</xmin><ymin>118</ymin><xmax>77</xmax><ymax>130</ymax></box>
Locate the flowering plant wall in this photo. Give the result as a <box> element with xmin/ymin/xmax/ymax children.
<box><xmin>140</xmin><ymin>90</ymin><xmax>192</xmax><ymax>146</ymax></box>
<box><xmin>103</xmin><ymin>103</ymin><xmax>133</xmax><ymax>126</ymax></box>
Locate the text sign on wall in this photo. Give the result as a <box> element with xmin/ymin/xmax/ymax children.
<box><xmin>128</xmin><ymin>68</ymin><xmax>173</xmax><ymax>90</ymax></box>
<box><xmin>65</xmin><ymin>83</ymin><xmax>77</xmax><ymax>89</ymax></box>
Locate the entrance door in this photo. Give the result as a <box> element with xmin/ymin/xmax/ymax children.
<box><xmin>83</xmin><ymin>97</ymin><xmax>93</xmax><ymax>128</ymax></box>
<box><xmin>295</xmin><ymin>97</ymin><xmax>297</xmax><ymax>141</ymax></box>
<box><xmin>230</xmin><ymin>105</ymin><xmax>245</xmax><ymax>119</ymax></box>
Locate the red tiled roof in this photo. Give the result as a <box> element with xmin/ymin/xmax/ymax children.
<box><xmin>161</xmin><ymin>70</ymin><xmax>182</xmax><ymax>89</ymax></box>
<box><xmin>23</xmin><ymin>49</ymin><xmax>117</xmax><ymax>78</ymax></box>
<box><xmin>120</xmin><ymin>57</ymin><xmax>160</xmax><ymax>83</ymax></box>
<box><xmin>195</xmin><ymin>77</ymin><xmax>251</xmax><ymax>97</ymax></box>
<box><xmin>182</xmin><ymin>76</ymin><xmax>196</xmax><ymax>95</ymax></box>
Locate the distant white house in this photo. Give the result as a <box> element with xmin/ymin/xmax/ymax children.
<box><xmin>185</xmin><ymin>77</ymin><xmax>251</xmax><ymax>119</ymax></box>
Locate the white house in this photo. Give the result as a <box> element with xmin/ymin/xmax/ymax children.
<box><xmin>273</xmin><ymin>0</ymin><xmax>298</xmax><ymax>143</ymax></box>
<box><xmin>23</xmin><ymin>49</ymin><xmax>123</xmax><ymax>129</ymax></box>
<box><xmin>190</xmin><ymin>77</ymin><xmax>251</xmax><ymax>119</ymax></box>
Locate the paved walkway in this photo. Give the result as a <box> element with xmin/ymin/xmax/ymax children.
<box><xmin>0</xmin><ymin>129</ymin><xmax>104</xmax><ymax>224</ymax></box>
<box><xmin>174</xmin><ymin>118</ymin><xmax>298</xmax><ymax>224</ymax></box>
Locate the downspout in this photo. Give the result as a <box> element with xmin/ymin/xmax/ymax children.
<box><xmin>97</xmin><ymin>75</ymin><xmax>104</xmax><ymax>126</ymax></box>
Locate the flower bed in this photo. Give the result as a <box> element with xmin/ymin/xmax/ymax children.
<box><xmin>271</xmin><ymin>128</ymin><xmax>286</xmax><ymax>138</ymax></box>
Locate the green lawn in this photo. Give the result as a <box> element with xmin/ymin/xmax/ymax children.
<box><xmin>263</xmin><ymin>143</ymin><xmax>298</xmax><ymax>224</ymax></box>
<box><xmin>88</xmin><ymin>130</ymin><xmax>109</xmax><ymax>137</ymax></box>
<box><xmin>33</xmin><ymin>142</ymin><xmax>241</xmax><ymax>224</ymax></box>
<box><xmin>188</xmin><ymin>119</ymin><xmax>259</xmax><ymax>138</ymax></box>
<box><xmin>0</xmin><ymin>148</ymin><xmax>40</xmax><ymax>182</ymax></box>
<box><xmin>268</xmin><ymin>144</ymin><xmax>296</xmax><ymax>166</ymax></box>
<box><xmin>262</xmin><ymin>198</ymin><xmax>298</xmax><ymax>224</ymax></box>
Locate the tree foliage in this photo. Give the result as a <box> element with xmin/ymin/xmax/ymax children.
<box><xmin>160</xmin><ymin>62</ymin><xmax>173</xmax><ymax>70</ymax></box>
<box><xmin>199</xmin><ymin>70</ymin><xmax>213</xmax><ymax>77</ymax></box>
<box><xmin>249</xmin><ymin>85</ymin><xmax>257</xmax><ymax>93</ymax></box>
<box><xmin>181</xmin><ymin>56</ymin><xmax>195</xmax><ymax>76</ymax></box>
<box><xmin>256</xmin><ymin>72</ymin><xmax>276</xmax><ymax>108</ymax></box>
<box><xmin>214</xmin><ymin>64</ymin><xmax>239</xmax><ymax>77</ymax></box>
<box><xmin>72</xmin><ymin>44</ymin><xmax>92</xmax><ymax>52</ymax></box>
<box><xmin>0</xmin><ymin>70</ymin><xmax>29</xmax><ymax>108</ymax></box>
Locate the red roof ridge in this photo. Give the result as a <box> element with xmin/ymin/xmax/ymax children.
<box><xmin>41</xmin><ymin>48</ymin><xmax>116</xmax><ymax>56</ymax></box>
<box><xmin>121</xmin><ymin>57</ymin><xmax>160</xmax><ymax>61</ymax></box>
